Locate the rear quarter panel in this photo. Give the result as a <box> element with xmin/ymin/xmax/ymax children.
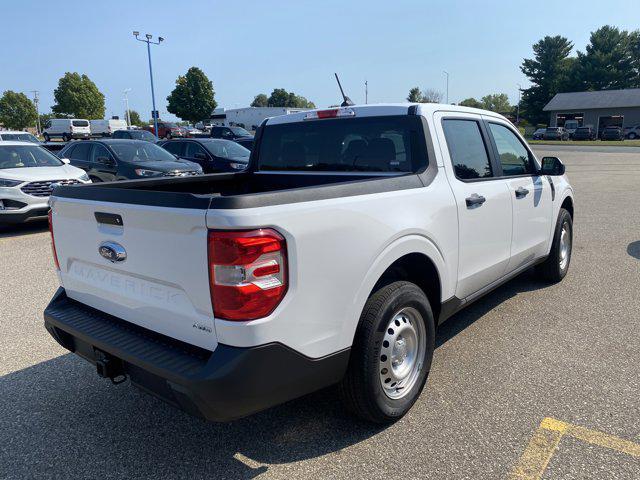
<box><xmin>208</xmin><ymin>172</ymin><xmax>458</xmax><ymax>358</ymax></box>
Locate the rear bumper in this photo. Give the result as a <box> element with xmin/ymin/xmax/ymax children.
<box><xmin>44</xmin><ymin>288</ymin><xmax>349</xmax><ymax>421</ymax></box>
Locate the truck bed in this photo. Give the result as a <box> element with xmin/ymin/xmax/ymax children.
<box><xmin>53</xmin><ymin>171</ymin><xmax>425</xmax><ymax>209</ymax></box>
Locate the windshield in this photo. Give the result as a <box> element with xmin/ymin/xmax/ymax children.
<box><xmin>0</xmin><ymin>145</ymin><xmax>63</xmax><ymax>169</ymax></box>
<box><xmin>109</xmin><ymin>142</ymin><xmax>177</xmax><ymax>163</ymax></box>
<box><xmin>129</xmin><ymin>130</ymin><xmax>156</xmax><ymax>141</ymax></box>
<box><xmin>0</xmin><ymin>133</ymin><xmax>40</xmax><ymax>143</ymax></box>
<box><xmin>72</xmin><ymin>120</ymin><xmax>89</xmax><ymax>127</ymax></box>
<box><xmin>204</xmin><ymin>140</ymin><xmax>250</xmax><ymax>161</ymax></box>
<box><xmin>258</xmin><ymin>116</ymin><xmax>427</xmax><ymax>173</ymax></box>
<box><xmin>230</xmin><ymin>127</ymin><xmax>251</xmax><ymax>137</ymax></box>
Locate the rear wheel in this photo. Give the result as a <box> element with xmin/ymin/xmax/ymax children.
<box><xmin>537</xmin><ymin>208</ymin><xmax>573</xmax><ymax>283</ymax></box>
<box><xmin>62</xmin><ymin>133</ymin><xmax>71</xmax><ymax>142</ymax></box>
<box><xmin>89</xmin><ymin>176</ymin><xmax>102</xmax><ymax>183</ymax></box>
<box><xmin>43</xmin><ymin>133</ymin><xmax>50</xmax><ymax>142</ymax></box>
<box><xmin>339</xmin><ymin>281</ymin><xmax>435</xmax><ymax>424</ymax></box>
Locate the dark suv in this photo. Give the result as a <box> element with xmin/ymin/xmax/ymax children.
<box><xmin>543</xmin><ymin>127</ymin><xmax>569</xmax><ymax>141</ymax></box>
<box><xmin>601</xmin><ymin>126</ymin><xmax>625</xmax><ymax>141</ymax></box>
<box><xmin>572</xmin><ymin>126</ymin><xmax>596</xmax><ymax>141</ymax></box>
<box><xmin>210</xmin><ymin>126</ymin><xmax>254</xmax><ymax>151</ymax></box>
<box><xmin>58</xmin><ymin>139</ymin><xmax>203</xmax><ymax>182</ymax></box>
<box><xmin>111</xmin><ymin>129</ymin><xmax>158</xmax><ymax>142</ymax></box>
<box><xmin>159</xmin><ymin>138</ymin><xmax>250</xmax><ymax>173</ymax></box>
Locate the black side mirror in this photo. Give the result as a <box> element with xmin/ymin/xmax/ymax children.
<box><xmin>541</xmin><ymin>156</ymin><xmax>565</xmax><ymax>176</ymax></box>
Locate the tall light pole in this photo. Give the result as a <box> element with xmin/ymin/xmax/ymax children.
<box><xmin>123</xmin><ymin>88</ymin><xmax>132</xmax><ymax>127</ymax></box>
<box><xmin>443</xmin><ymin>71</ymin><xmax>449</xmax><ymax>104</ymax></box>
<box><xmin>365</xmin><ymin>80</ymin><xmax>368</xmax><ymax>104</ymax></box>
<box><xmin>516</xmin><ymin>83</ymin><xmax>522</xmax><ymax>125</ymax></box>
<box><xmin>30</xmin><ymin>90</ymin><xmax>40</xmax><ymax>135</ymax></box>
<box><xmin>133</xmin><ymin>32</ymin><xmax>164</xmax><ymax>139</ymax></box>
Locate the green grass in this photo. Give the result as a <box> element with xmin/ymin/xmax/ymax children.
<box><xmin>528</xmin><ymin>139</ymin><xmax>640</xmax><ymax>147</ymax></box>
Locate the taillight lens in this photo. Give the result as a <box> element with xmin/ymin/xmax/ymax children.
<box><xmin>48</xmin><ymin>209</ymin><xmax>60</xmax><ymax>270</ymax></box>
<box><xmin>208</xmin><ymin>229</ymin><xmax>287</xmax><ymax>321</ymax></box>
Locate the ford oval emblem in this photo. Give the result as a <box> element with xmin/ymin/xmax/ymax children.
<box><xmin>99</xmin><ymin>241</ymin><xmax>127</xmax><ymax>263</ymax></box>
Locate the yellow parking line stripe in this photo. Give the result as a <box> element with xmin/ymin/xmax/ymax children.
<box><xmin>510</xmin><ymin>417</ymin><xmax>640</xmax><ymax>480</ymax></box>
<box><xmin>509</xmin><ymin>424</ymin><xmax>564</xmax><ymax>479</ymax></box>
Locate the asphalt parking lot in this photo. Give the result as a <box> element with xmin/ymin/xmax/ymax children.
<box><xmin>1</xmin><ymin>147</ymin><xmax>639</xmax><ymax>479</ymax></box>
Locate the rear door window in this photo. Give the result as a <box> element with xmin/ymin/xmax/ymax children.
<box><xmin>72</xmin><ymin>120</ymin><xmax>89</xmax><ymax>127</ymax></box>
<box><xmin>258</xmin><ymin>115</ymin><xmax>427</xmax><ymax>173</ymax></box>
<box><xmin>163</xmin><ymin>141</ymin><xmax>185</xmax><ymax>156</ymax></box>
<box><xmin>69</xmin><ymin>142</ymin><xmax>92</xmax><ymax>160</ymax></box>
<box><xmin>442</xmin><ymin>119</ymin><xmax>493</xmax><ymax>180</ymax></box>
<box><xmin>185</xmin><ymin>142</ymin><xmax>207</xmax><ymax>158</ymax></box>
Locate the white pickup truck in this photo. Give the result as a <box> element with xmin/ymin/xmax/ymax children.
<box><xmin>44</xmin><ymin>104</ymin><xmax>574</xmax><ymax>423</ymax></box>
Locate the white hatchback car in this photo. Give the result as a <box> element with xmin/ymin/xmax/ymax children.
<box><xmin>0</xmin><ymin>141</ymin><xmax>90</xmax><ymax>224</ymax></box>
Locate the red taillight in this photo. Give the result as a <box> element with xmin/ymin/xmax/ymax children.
<box><xmin>48</xmin><ymin>209</ymin><xmax>60</xmax><ymax>270</ymax></box>
<box><xmin>208</xmin><ymin>229</ymin><xmax>287</xmax><ymax>321</ymax></box>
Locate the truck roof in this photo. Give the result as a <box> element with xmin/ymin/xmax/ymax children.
<box><xmin>264</xmin><ymin>103</ymin><xmax>508</xmax><ymax>125</ymax></box>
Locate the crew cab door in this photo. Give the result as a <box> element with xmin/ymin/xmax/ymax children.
<box><xmin>435</xmin><ymin>113</ymin><xmax>513</xmax><ymax>299</ymax></box>
<box><xmin>483</xmin><ymin>119</ymin><xmax>553</xmax><ymax>272</ymax></box>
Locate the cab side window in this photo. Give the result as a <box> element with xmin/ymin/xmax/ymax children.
<box><xmin>487</xmin><ymin>123</ymin><xmax>533</xmax><ymax>176</ymax></box>
<box><xmin>442</xmin><ymin>119</ymin><xmax>493</xmax><ymax>180</ymax></box>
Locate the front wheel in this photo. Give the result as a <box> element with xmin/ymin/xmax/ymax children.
<box><xmin>537</xmin><ymin>208</ymin><xmax>573</xmax><ymax>283</ymax></box>
<box><xmin>339</xmin><ymin>281</ymin><xmax>435</xmax><ymax>424</ymax></box>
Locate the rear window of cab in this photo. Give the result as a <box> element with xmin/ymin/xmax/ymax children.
<box><xmin>258</xmin><ymin>115</ymin><xmax>428</xmax><ymax>173</ymax></box>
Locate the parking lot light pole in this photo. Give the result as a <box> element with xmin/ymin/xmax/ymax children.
<box><xmin>443</xmin><ymin>71</ymin><xmax>449</xmax><ymax>104</ymax></box>
<box><xmin>133</xmin><ymin>32</ymin><xmax>164</xmax><ymax>139</ymax></box>
<box><xmin>123</xmin><ymin>88</ymin><xmax>131</xmax><ymax>127</ymax></box>
<box><xmin>516</xmin><ymin>83</ymin><xmax>522</xmax><ymax>126</ymax></box>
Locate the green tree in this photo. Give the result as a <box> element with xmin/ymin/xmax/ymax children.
<box><xmin>250</xmin><ymin>94</ymin><xmax>269</xmax><ymax>107</ymax></box>
<box><xmin>520</xmin><ymin>35</ymin><xmax>575</xmax><ymax>124</ymax></box>
<box><xmin>576</xmin><ymin>26</ymin><xmax>635</xmax><ymax>90</ymax></box>
<box><xmin>481</xmin><ymin>93</ymin><xmax>511</xmax><ymax>113</ymax></box>
<box><xmin>255</xmin><ymin>88</ymin><xmax>316</xmax><ymax>108</ymax></box>
<box><xmin>407</xmin><ymin>87</ymin><xmax>423</xmax><ymax>102</ymax></box>
<box><xmin>0</xmin><ymin>90</ymin><xmax>38</xmax><ymax>130</ymax></box>
<box><xmin>52</xmin><ymin>72</ymin><xmax>105</xmax><ymax>119</ymax></box>
<box><xmin>406</xmin><ymin>87</ymin><xmax>443</xmax><ymax>103</ymax></box>
<box><xmin>166</xmin><ymin>67</ymin><xmax>217</xmax><ymax>124</ymax></box>
<box><xmin>127</xmin><ymin>109</ymin><xmax>144</xmax><ymax>127</ymax></box>
<box><xmin>459</xmin><ymin>97</ymin><xmax>482</xmax><ymax>109</ymax></box>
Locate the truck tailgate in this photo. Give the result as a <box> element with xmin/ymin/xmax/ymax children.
<box><xmin>50</xmin><ymin>197</ymin><xmax>216</xmax><ymax>351</ymax></box>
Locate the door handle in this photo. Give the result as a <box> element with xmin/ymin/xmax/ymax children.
<box><xmin>515</xmin><ymin>187</ymin><xmax>530</xmax><ymax>199</ymax></box>
<box><xmin>465</xmin><ymin>193</ymin><xmax>486</xmax><ymax>208</ymax></box>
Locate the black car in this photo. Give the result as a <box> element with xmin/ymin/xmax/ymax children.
<box><xmin>210</xmin><ymin>125</ymin><xmax>253</xmax><ymax>140</ymax></box>
<box><xmin>601</xmin><ymin>126</ymin><xmax>625</xmax><ymax>141</ymax></box>
<box><xmin>58</xmin><ymin>139</ymin><xmax>203</xmax><ymax>182</ymax></box>
<box><xmin>158</xmin><ymin>138</ymin><xmax>250</xmax><ymax>173</ymax></box>
<box><xmin>111</xmin><ymin>129</ymin><xmax>158</xmax><ymax>142</ymax></box>
<box><xmin>572</xmin><ymin>126</ymin><xmax>597</xmax><ymax>140</ymax></box>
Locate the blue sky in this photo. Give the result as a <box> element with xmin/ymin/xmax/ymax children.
<box><xmin>1</xmin><ymin>0</ymin><xmax>639</xmax><ymax>121</ymax></box>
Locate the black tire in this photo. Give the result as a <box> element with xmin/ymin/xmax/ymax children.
<box><xmin>89</xmin><ymin>176</ymin><xmax>102</xmax><ymax>183</ymax></box>
<box><xmin>62</xmin><ymin>133</ymin><xmax>71</xmax><ymax>142</ymax></box>
<box><xmin>43</xmin><ymin>133</ymin><xmax>50</xmax><ymax>142</ymax></box>
<box><xmin>339</xmin><ymin>281</ymin><xmax>435</xmax><ymax>424</ymax></box>
<box><xmin>537</xmin><ymin>208</ymin><xmax>573</xmax><ymax>283</ymax></box>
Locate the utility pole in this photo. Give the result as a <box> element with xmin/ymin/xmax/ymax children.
<box><xmin>517</xmin><ymin>83</ymin><xmax>522</xmax><ymax>125</ymax></box>
<box><xmin>443</xmin><ymin>71</ymin><xmax>449</xmax><ymax>104</ymax></box>
<box><xmin>123</xmin><ymin>88</ymin><xmax>132</xmax><ymax>127</ymax></box>
<box><xmin>133</xmin><ymin>32</ymin><xmax>164</xmax><ymax>139</ymax></box>
<box><xmin>30</xmin><ymin>90</ymin><xmax>40</xmax><ymax>134</ymax></box>
<box><xmin>365</xmin><ymin>80</ymin><xmax>368</xmax><ymax>104</ymax></box>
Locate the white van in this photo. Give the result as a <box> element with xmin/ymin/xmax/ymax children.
<box><xmin>90</xmin><ymin>119</ymin><xmax>128</xmax><ymax>137</ymax></box>
<box><xmin>43</xmin><ymin>119</ymin><xmax>91</xmax><ymax>142</ymax></box>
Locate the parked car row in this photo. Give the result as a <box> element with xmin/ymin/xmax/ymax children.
<box><xmin>531</xmin><ymin>125</ymin><xmax>634</xmax><ymax>141</ymax></box>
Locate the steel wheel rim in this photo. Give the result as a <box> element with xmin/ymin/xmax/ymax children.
<box><xmin>379</xmin><ymin>307</ymin><xmax>426</xmax><ymax>400</ymax></box>
<box><xmin>559</xmin><ymin>222</ymin><xmax>571</xmax><ymax>270</ymax></box>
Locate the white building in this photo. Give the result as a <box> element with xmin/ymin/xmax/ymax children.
<box><xmin>211</xmin><ymin>107</ymin><xmax>312</xmax><ymax>131</ymax></box>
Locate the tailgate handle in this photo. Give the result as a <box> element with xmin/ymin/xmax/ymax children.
<box><xmin>95</xmin><ymin>212</ymin><xmax>123</xmax><ymax>226</ymax></box>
